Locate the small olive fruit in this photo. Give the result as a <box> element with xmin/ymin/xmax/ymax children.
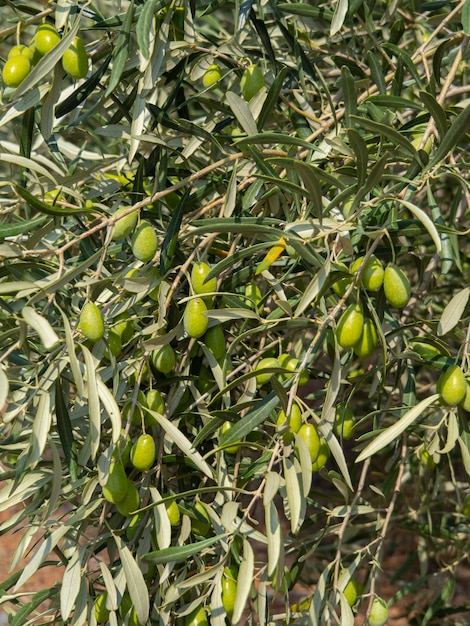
<box><xmin>245</xmin><ymin>282</ymin><xmax>263</xmax><ymax>313</ymax></box>
<box><xmin>112</xmin><ymin>312</ymin><xmax>135</xmax><ymax>344</ymax></box>
<box><xmin>353</xmin><ymin>317</ymin><xmax>378</xmax><ymax>358</ymax></box>
<box><xmin>204</xmin><ymin>324</ymin><xmax>225</xmax><ymax>360</ymax></box>
<box><xmin>192</xmin><ymin>501</ymin><xmax>211</xmax><ymax>537</ymax></box>
<box><xmin>132</xmin><ymin>221</ymin><xmax>158</xmax><ymax>262</ymax></box>
<box><xmin>111</xmin><ymin>206</ymin><xmax>139</xmax><ymax>241</ymax></box>
<box><xmin>152</xmin><ymin>344</ymin><xmax>176</xmax><ymax>374</ymax></box>
<box><xmin>219</xmin><ymin>420</ymin><xmax>241</xmax><ymax>454</ymax></box>
<box><xmin>277</xmin><ymin>402</ymin><xmax>302</xmax><ymax>442</ymax></box>
<box><xmin>460</xmin><ymin>382</ymin><xmax>470</xmax><ymax>412</ymax></box>
<box><xmin>336</xmin><ymin>304</ymin><xmax>364</xmax><ymax>349</ymax></box>
<box><xmin>185</xmin><ymin>606</ymin><xmax>209</xmax><ymax>626</ymax></box>
<box><xmin>184</xmin><ymin>297</ymin><xmax>209</xmax><ymax>338</ymax></box>
<box><xmin>383</xmin><ymin>263</ymin><xmax>411</xmax><ymax>308</ymax></box>
<box><xmin>342</xmin><ymin>574</ymin><xmax>361</xmax><ymax>607</ymax></box>
<box><xmin>311</xmin><ymin>438</ymin><xmax>329</xmax><ymax>471</ymax></box>
<box><xmin>332</xmin><ymin>262</ymin><xmax>352</xmax><ymax>297</ymax></box>
<box><xmin>221</xmin><ymin>566</ymin><xmax>238</xmax><ymax>618</ymax></box>
<box><xmin>191</xmin><ymin>261</ymin><xmax>217</xmax><ymax>295</ymax></box>
<box><xmin>350</xmin><ymin>254</ymin><xmax>384</xmax><ymax>292</ymax></box>
<box><xmin>334</xmin><ymin>405</ymin><xmax>355</xmax><ymax>440</ymax></box>
<box><xmin>437</xmin><ymin>365</ymin><xmax>466</xmax><ymax>406</ymax></box>
<box><xmin>94</xmin><ymin>591</ymin><xmax>110</xmax><ymax>624</ymax></box>
<box><xmin>278</xmin><ymin>353</ymin><xmax>309</xmax><ymax>385</ymax></box>
<box><xmin>368</xmin><ymin>597</ymin><xmax>389</xmax><ymax>626</ymax></box>
<box><xmin>2</xmin><ymin>55</ymin><xmax>31</xmax><ymax>88</ymax></box>
<box><xmin>240</xmin><ymin>63</ymin><xmax>264</xmax><ymax>100</ymax></box>
<box><xmin>34</xmin><ymin>23</ymin><xmax>61</xmax><ymax>56</ymax></box>
<box><xmin>146</xmin><ymin>388</ymin><xmax>165</xmax><ymax>414</ymax></box>
<box><xmin>102</xmin><ymin>461</ymin><xmax>128</xmax><ymax>504</ymax></box>
<box><xmin>62</xmin><ymin>36</ymin><xmax>88</xmax><ymax>79</ymax></box>
<box><xmin>254</xmin><ymin>356</ymin><xmax>280</xmax><ymax>386</ymax></box>
<box><xmin>79</xmin><ymin>302</ymin><xmax>105</xmax><ymax>343</ymax></box>
<box><xmin>297</xmin><ymin>423</ymin><xmax>321</xmax><ymax>462</ymax></box>
<box><xmin>165</xmin><ymin>498</ymin><xmax>181</xmax><ymax>526</ymax></box>
<box><xmin>116</xmin><ymin>479</ymin><xmax>140</xmax><ymax>516</ymax></box>
<box><xmin>130</xmin><ymin>434</ymin><xmax>156</xmax><ymax>471</ymax></box>
<box><xmin>8</xmin><ymin>45</ymin><xmax>34</xmax><ymax>61</ymax></box>
<box><xmin>462</xmin><ymin>493</ymin><xmax>470</xmax><ymax>516</ymax></box>
<box><xmin>202</xmin><ymin>63</ymin><xmax>222</xmax><ymax>89</ymax></box>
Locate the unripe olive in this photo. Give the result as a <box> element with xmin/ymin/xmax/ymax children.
<box><xmin>383</xmin><ymin>263</ymin><xmax>411</xmax><ymax>308</ymax></box>
<box><xmin>221</xmin><ymin>566</ymin><xmax>238</xmax><ymax>618</ymax></box>
<box><xmin>311</xmin><ymin>438</ymin><xmax>329</xmax><ymax>472</ymax></box>
<box><xmin>204</xmin><ymin>324</ymin><xmax>225</xmax><ymax>360</ymax></box>
<box><xmin>191</xmin><ymin>261</ymin><xmax>217</xmax><ymax>295</ymax></box>
<box><xmin>112</xmin><ymin>312</ymin><xmax>135</xmax><ymax>344</ymax></box>
<box><xmin>116</xmin><ymin>479</ymin><xmax>140</xmax><ymax>516</ymax></box>
<box><xmin>102</xmin><ymin>461</ymin><xmax>128</xmax><ymax>504</ymax></box>
<box><xmin>278</xmin><ymin>353</ymin><xmax>309</xmax><ymax>386</ymax></box>
<box><xmin>185</xmin><ymin>606</ymin><xmax>208</xmax><ymax>626</ymax></box>
<box><xmin>332</xmin><ymin>262</ymin><xmax>352</xmax><ymax>297</ymax></box>
<box><xmin>111</xmin><ymin>206</ymin><xmax>139</xmax><ymax>241</ymax></box>
<box><xmin>297</xmin><ymin>423</ymin><xmax>321</xmax><ymax>462</ymax></box>
<box><xmin>240</xmin><ymin>63</ymin><xmax>264</xmax><ymax>100</ymax></box>
<box><xmin>79</xmin><ymin>302</ymin><xmax>105</xmax><ymax>343</ymax></box>
<box><xmin>353</xmin><ymin>317</ymin><xmax>378</xmax><ymax>358</ymax></box>
<box><xmin>368</xmin><ymin>597</ymin><xmax>389</xmax><ymax>626</ymax></box>
<box><xmin>244</xmin><ymin>282</ymin><xmax>263</xmax><ymax>313</ymax></box>
<box><xmin>130</xmin><ymin>434</ymin><xmax>156</xmax><ymax>471</ymax></box>
<box><xmin>277</xmin><ymin>402</ymin><xmax>302</xmax><ymax>442</ymax></box>
<box><xmin>191</xmin><ymin>501</ymin><xmax>211</xmax><ymax>537</ymax></box>
<box><xmin>254</xmin><ymin>356</ymin><xmax>280</xmax><ymax>386</ymax></box>
<box><xmin>202</xmin><ymin>63</ymin><xmax>222</xmax><ymax>90</ymax></box>
<box><xmin>106</xmin><ymin>330</ymin><xmax>122</xmax><ymax>358</ymax></box>
<box><xmin>460</xmin><ymin>382</ymin><xmax>470</xmax><ymax>412</ymax></box>
<box><xmin>334</xmin><ymin>405</ymin><xmax>355</xmax><ymax>439</ymax></box>
<box><xmin>62</xmin><ymin>35</ymin><xmax>88</xmax><ymax>79</ymax></box>
<box><xmin>183</xmin><ymin>297</ymin><xmax>209</xmax><ymax>338</ymax></box>
<box><xmin>2</xmin><ymin>55</ymin><xmax>31</xmax><ymax>88</ymax></box>
<box><xmin>8</xmin><ymin>45</ymin><xmax>34</xmax><ymax>61</ymax></box>
<box><xmin>132</xmin><ymin>221</ymin><xmax>158</xmax><ymax>262</ymax></box>
<box><xmin>342</xmin><ymin>574</ymin><xmax>361</xmax><ymax>607</ymax></box>
<box><xmin>165</xmin><ymin>498</ymin><xmax>181</xmax><ymax>526</ymax></box>
<box><xmin>437</xmin><ymin>365</ymin><xmax>466</xmax><ymax>406</ymax></box>
<box><xmin>336</xmin><ymin>304</ymin><xmax>364</xmax><ymax>349</ymax></box>
<box><xmin>151</xmin><ymin>344</ymin><xmax>176</xmax><ymax>374</ymax></box>
<box><xmin>219</xmin><ymin>421</ymin><xmax>241</xmax><ymax>454</ymax></box>
<box><xmin>34</xmin><ymin>23</ymin><xmax>61</xmax><ymax>56</ymax></box>
<box><xmin>350</xmin><ymin>254</ymin><xmax>384</xmax><ymax>292</ymax></box>
<box><xmin>94</xmin><ymin>592</ymin><xmax>110</xmax><ymax>623</ymax></box>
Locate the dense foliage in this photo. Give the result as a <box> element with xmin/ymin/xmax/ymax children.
<box><xmin>1</xmin><ymin>0</ymin><xmax>470</xmax><ymax>624</ymax></box>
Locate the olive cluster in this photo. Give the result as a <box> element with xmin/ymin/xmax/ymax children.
<box><xmin>202</xmin><ymin>61</ymin><xmax>264</xmax><ymax>101</ymax></box>
<box><xmin>2</xmin><ymin>22</ymin><xmax>88</xmax><ymax>89</ymax></box>
<box><xmin>333</xmin><ymin>254</ymin><xmax>411</xmax><ymax>357</ymax></box>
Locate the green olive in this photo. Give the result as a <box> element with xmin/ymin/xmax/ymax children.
<box><xmin>297</xmin><ymin>423</ymin><xmax>321</xmax><ymax>462</ymax></box>
<box><xmin>116</xmin><ymin>479</ymin><xmax>140</xmax><ymax>516</ymax></box>
<box><xmin>102</xmin><ymin>461</ymin><xmax>128</xmax><ymax>504</ymax></box>
<box><xmin>191</xmin><ymin>261</ymin><xmax>217</xmax><ymax>295</ymax></box>
<box><xmin>353</xmin><ymin>317</ymin><xmax>378</xmax><ymax>358</ymax></box>
<box><xmin>350</xmin><ymin>255</ymin><xmax>384</xmax><ymax>292</ymax></box>
<box><xmin>132</xmin><ymin>221</ymin><xmax>158</xmax><ymax>262</ymax></box>
<box><xmin>183</xmin><ymin>297</ymin><xmax>209</xmax><ymax>338</ymax></box>
<box><xmin>336</xmin><ymin>304</ymin><xmax>364</xmax><ymax>349</ymax></box>
<box><xmin>2</xmin><ymin>54</ymin><xmax>31</xmax><ymax>88</ymax></box>
<box><xmin>202</xmin><ymin>63</ymin><xmax>222</xmax><ymax>90</ymax></box>
<box><xmin>151</xmin><ymin>344</ymin><xmax>176</xmax><ymax>374</ymax></box>
<box><xmin>111</xmin><ymin>206</ymin><xmax>139</xmax><ymax>241</ymax></box>
<box><xmin>79</xmin><ymin>302</ymin><xmax>105</xmax><ymax>343</ymax></box>
<box><xmin>368</xmin><ymin>597</ymin><xmax>389</xmax><ymax>626</ymax></box>
<box><xmin>34</xmin><ymin>23</ymin><xmax>61</xmax><ymax>56</ymax></box>
<box><xmin>437</xmin><ymin>365</ymin><xmax>466</xmax><ymax>406</ymax></box>
<box><xmin>130</xmin><ymin>434</ymin><xmax>156</xmax><ymax>471</ymax></box>
<box><xmin>62</xmin><ymin>35</ymin><xmax>88</xmax><ymax>79</ymax></box>
<box><xmin>383</xmin><ymin>263</ymin><xmax>411</xmax><ymax>308</ymax></box>
<box><xmin>240</xmin><ymin>63</ymin><xmax>264</xmax><ymax>100</ymax></box>
<box><xmin>334</xmin><ymin>405</ymin><xmax>355</xmax><ymax>440</ymax></box>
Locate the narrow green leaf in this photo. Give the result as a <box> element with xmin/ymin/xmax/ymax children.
<box><xmin>462</xmin><ymin>0</ymin><xmax>470</xmax><ymax>35</ymax></box>
<box><xmin>60</xmin><ymin>547</ymin><xmax>83</xmax><ymax>621</ymax></box>
<box><xmin>28</xmin><ymin>391</ymin><xmax>51</xmax><ymax>468</ymax></box>
<box><xmin>14</xmin><ymin>184</ymin><xmax>97</xmax><ymax>216</ymax></box>
<box><xmin>395</xmin><ymin>198</ymin><xmax>442</xmax><ymax>253</ymax></box>
<box><xmin>14</xmin><ymin>526</ymin><xmax>69</xmax><ymax>591</ymax></box>
<box><xmin>55</xmin><ymin>378</ymin><xmax>78</xmax><ymax>482</ymax></box>
<box><xmin>235</xmin><ymin>131</ymin><xmax>313</xmax><ymax>150</ymax></box>
<box><xmin>258</xmin><ymin>66</ymin><xmax>288</xmax><ymax>131</ymax></box>
<box><xmin>349</xmin><ymin>115</ymin><xmax>417</xmax><ymax>158</ymax></box>
<box><xmin>0</xmin><ymin>215</ymin><xmax>48</xmax><ymax>239</ymax></box>
<box><xmin>419</xmin><ymin>91</ymin><xmax>448</xmax><ymax>139</ymax></box>
<box><xmin>356</xmin><ymin>395</ymin><xmax>439</xmax><ymax>462</ymax></box>
<box><xmin>11</xmin><ymin>587</ymin><xmax>58</xmax><ymax>626</ymax></box>
<box><xmin>115</xmin><ymin>536</ymin><xmax>150</xmax><ymax>626</ymax></box>
<box><xmin>427</xmin><ymin>185</ymin><xmax>454</xmax><ymax>274</ymax></box>
<box><xmin>428</xmin><ymin>103</ymin><xmax>470</xmax><ymax>168</ymax></box>
<box><xmin>226</xmin><ymin>91</ymin><xmax>258</xmax><ymax>136</ymax></box>
<box><xmin>347</xmin><ymin>129</ymin><xmax>368</xmax><ymax>186</ymax></box>
<box><xmin>366</xmin><ymin>50</ymin><xmax>386</xmax><ymax>94</ymax></box>
<box><xmin>136</xmin><ymin>0</ymin><xmax>158</xmax><ymax>60</ymax></box>
<box><xmin>283</xmin><ymin>455</ymin><xmax>304</xmax><ymax>533</ymax></box>
<box><xmin>382</xmin><ymin>42</ymin><xmax>424</xmax><ymax>89</ymax></box>
<box><xmin>277</xmin><ymin>3</ymin><xmax>334</xmax><ymax>19</ymax></box>
<box><xmin>82</xmin><ymin>345</ymin><xmax>101</xmax><ymax>460</ymax></box>
<box><xmin>330</xmin><ymin>0</ymin><xmax>348</xmax><ymax>35</ymax></box>
<box><xmin>160</xmin><ymin>188</ymin><xmax>188</xmax><ymax>274</ymax></box>
<box><xmin>22</xmin><ymin>306</ymin><xmax>60</xmax><ymax>349</ymax></box>
<box><xmin>365</xmin><ymin>95</ymin><xmax>423</xmax><ymax>110</ymax></box>
<box><xmin>232</xmin><ymin>539</ymin><xmax>254</xmax><ymax>624</ymax></box>
<box><xmin>106</xmin><ymin>0</ymin><xmax>135</xmax><ymax>97</ymax></box>
<box><xmin>341</xmin><ymin>65</ymin><xmax>357</xmax><ymax>127</ymax></box>
<box><xmin>293</xmin><ymin>161</ymin><xmax>324</xmax><ymax>218</ymax></box>
<box><xmin>265</xmin><ymin>500</ymin><xmax>282</xmax><ymax>578</ymax></box>
<box><xmin>143</xmin><ymin>534</ymin><xmax>225</xmax><ymax>564</ymax></box>
<box><xmin>438</xmin><ymin>288</ymin><xmax>470</xmax><ymax>336</ymax></box>
<box><xmin>219</xmin><ymin>392</ymin><xmax>280</xmax><ymax>448</ymax></box>
<box><xmin>0</xmin><ymin>368</ymin><xmax>9</xmax><ymax>414</ymax></box>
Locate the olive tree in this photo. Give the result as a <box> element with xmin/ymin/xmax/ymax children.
<box><xmin>1</xmin><ymin>0</ymin><xmax>470</xmax><ymax>625</ymax></box>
